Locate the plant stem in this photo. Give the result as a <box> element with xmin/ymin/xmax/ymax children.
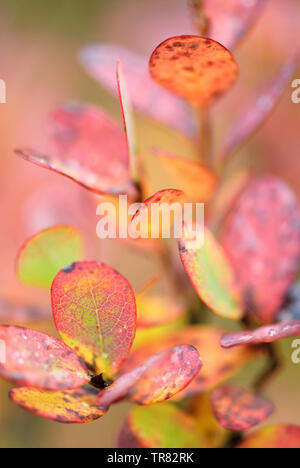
<box><xmin>254</xmin><ymin>342</ymin><xmax>280</xmax><ymax>390</ymax></box>
<box><xmin>197</xmin><ymin>107</ymin><xmax>213</xmax><ymax>167</ymax></box>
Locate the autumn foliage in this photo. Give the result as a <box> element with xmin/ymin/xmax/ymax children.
<box><xmin>1</xmin><ymin>0</ymin><xmax>300</xmax><ymax>449</ymax></box>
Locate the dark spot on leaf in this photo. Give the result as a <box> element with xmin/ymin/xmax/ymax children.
<box><xmin>63</xmin><ymin>263</ymin><xmax>76</xmax><ymax>273</ymax></box>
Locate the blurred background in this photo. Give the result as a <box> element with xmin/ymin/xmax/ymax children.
<box><xmin>0</xmin><ymin>0</ymin><xmax>299</xmax><ymax>448</ymax></box>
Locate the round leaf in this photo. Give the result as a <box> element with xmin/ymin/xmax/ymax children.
<box><xmin>0</xmin><ymin>325</ymin><xmax>89</xmax><ymax>390</ymax></box>
<box><xmin>211</xmin><ymin>385</ymin><xmax>274</xmax><ymax>431</ymax></box>
<box><xmin>9</xmin><ymin>385</ymin><xmax>105</xmax><ymax>424</ymax></box>
<box><xmin>16</xmin><ymin>225</ymin><xmax>84</xmax><ymax>289</ymax></box>
<box><xmin>97</xmin><ymin>345</ymin><xmax>202</xmax><ymax>408</ymax></box>
<box><xmin>149</xmin><ymin>36</ymin><xmax>238</xmax><ymax>107</ymax></box>
<box><xmin>51</xmin><ymin>261</ymin><xmax>136</xmax><ymax>378</ymax></box>
<box><xmin>123</xmin><ymin>326</ymin><xmax>258</xmax><ymax>397</ymax></box>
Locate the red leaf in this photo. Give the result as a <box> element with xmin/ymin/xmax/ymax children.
<box><xmin>190</xmin><ymin>0</ymin><xmax>266</xmax><ymax>50</ymax></box>
<box><xmin>16</xmin><ymin>103</ymin><xmax>137</xmax><ymax>197</ymax></box>
<box><xmin>149</xmin><ymin>36</ymin><xmax>238</xmax><ymax>108</ymax></box>
<box><xmin>0</xmin><ymin>325</ymin><xmax>89</xmax><ymax>390</ymax></box>
<box><xmin>79</xmin><ymin>43</ymin><xmax>194</xmax><ymax>134</ymax></box>
<box><xmin>221</xmin><ymin>321</ymin><xmax>300</xmax><ymax>349</ymax></box>
<box><xmin>237</xmin><ymin>425</ymin><xmax>300</xmax><ymax>449</ymax></box>
<box><xmin>221</xmin><ymin>176</ymin><xmax>300</xmax><ymax>323</ymax></box>
<box><xmin>211</xmin><ymin>385</ymin><xmax>274</xmax><ymax>431</ymax></box>
<box><xmin>9</xmin><ymin>385</ymin><xmax>106</xmax><ymax>424</ymax></box>
<box><xmin>97</xmin><ymin>345</ymin><xmax>202</xmax><ymax>408</ymax></box>
<box><xmin>51</xmin><ymin>261</ymin><xmax>136</xmax><ymax>378</ymax></box>
<box><xmin>123</xmin><ymin>326</ymin><xmax>258</xmax><ymax>397</ymax></box>
<box><xmin>222</xmin><ymin>57</ymin><xmax>298</xmax><ymax>160</ymax></box>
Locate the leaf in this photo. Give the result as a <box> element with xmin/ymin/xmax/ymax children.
<box><xmin>16</xmin><ymin>225</ymin><xmax>84</xmax><ymax>289</ymax></box>
<box><xmin>211</xmin><ymin>385</ymin><xmax>274</xmax><ymax>431</ymax></box>
<box><xmin>97</xmin><ymin>345</ymin><xmax>201</xmax><ymax>408</ymax></box>
<box><xmin>220</xmin><ymin>176</ymin><xmax>300</xmax><ymax>323</ymax></box>
<box><xmin>51</xmin><ymin>261</ymin><xmax>136</xmax><ymax>378</ymax></box>
<box><xmin>149</xmin><ymin>36</ymin><xmax>238</xmax><ymax>108</ymax></box>
<box><xmin>179</xmin><ymin>225</ymin><xmax>243</xmax><ymax>320</ymax></box>
<box><xmin>117</xmin><ymin>61</ymin><xmax>138</xmax><ymax>182</ymax></box>
<box><xmin>136</xmin><ymin>295</ymin><xmax>185</xmax><ymax>328</ymax></box>
<box><xmin>131</xmin><ymin>189</ymin><xmax>186</xmax><ymax>238</ymax></box>
<box><xmin>222</xmin><ymin>57</ymin><xmax>298</xmax><ymax>160</ymax></box>
<box><xmin>0</xmin><ymin>298</ymin><xmax>49</xmax><ymax>324</ymax></box>
<box><xmin>190</xmin><ymin>0</ymin><xmax>267</xmax><ymax>50</ymax></box>
<box><xmin>16</xmin><ymin>103</ymin><xmax>137</xmax><ymax>197</ymax></box>
<box><xmin>123</xmin><ymin>326</ymin><xmax>258</xmax><ymax>397</ymax></box>
<box><xmin>9</xmin><ymin>385</ymin><xmax>105</xmax><ymax>424</ymax></box>
<box><xmin>221</xmin><ymin>321</ymin><xmax>300</xmax><ymax>349</ymax></box>
<box><xmin>125</xmin><ymin>404</ymin><xmax>204</xmax><ymax>448</ymax></box>
<box><xmin>155</xmin><ymin>150</ymin><xmax>217</xmax><ymax>202</ymax></box>
<box><xmin>79</xmin><ymin>43</ymin><xmax>194</xmax><ymax>135</ymax></box>
<box><xmin>0</xmin><ymin>325</ymin><xmax>89</xmax><ymax>390</ymax></box>
<box><xmin>237</xmin><ymin>425</ymin><xmax>300</xmax><ymax>449</ymax></box>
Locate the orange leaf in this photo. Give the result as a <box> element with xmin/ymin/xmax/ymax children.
<box><xmin>220</xmin><ymin>176</ymin><xmax>300</xmax><ymax>323</ymax></box>
<box><xmin>9</xmin><ymin>385</ymin><xmax>106</xmax><ymax>424</ymax></box>
<box><xmin>211</xmin><ymin>385</ymin><xmax>274</xmax><ymax>431</ymax></box>
<box><xmin>130</xmin><ymin>189</ymin><xmax>186</xmax><ymax>239</ymax></box>
<box><xmin>149</xmin><ymin>36</ymin><xmax>238</xmax><ymax>108</ymax></box>
<box><xmin>155</xmin><ymin>150</ymin><xmax>217</xmax><ymax>202</ymax></box>
<box><xmin>16</xmin><ymin>103</ymin><xmax>137</xmax><ymax>197</ymax></box>
<box><xmin>97</xmin><ymin>345</ymin><xmax>201</xmax><ymax>408</ymax></box>
<box><xmin>51</xmin><ymin>261</ymin><xmax>136</xmax><ymax>378</ymax></box>
<box><xmin>79</xmin><ymin>43</ymin><xmax>194</xmax><ymax>134</ymax></box>
<box><xmin>221</xmin><ymin>321</ymin><xmax>300</xmax><ymax>349</ymax></box>
<box><xmin>237</xmin><ymin>425</ymin><xmax>300</xmax><ymax>449</ymax></box>
<box><xmin>0</xmin><ymin>325</ymin><xmax>89</xmax><ymax>390</ymax></box>
<box><xmin>179</xmin><ymin>225</ymin><xmax>244</xmax><ymax>320</ymax></box>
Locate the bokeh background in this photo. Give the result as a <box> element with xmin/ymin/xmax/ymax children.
<box><xmin>0</xmin><ymin>0</ymin><xmax>299</xmax><ymax>448</ymax></box>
